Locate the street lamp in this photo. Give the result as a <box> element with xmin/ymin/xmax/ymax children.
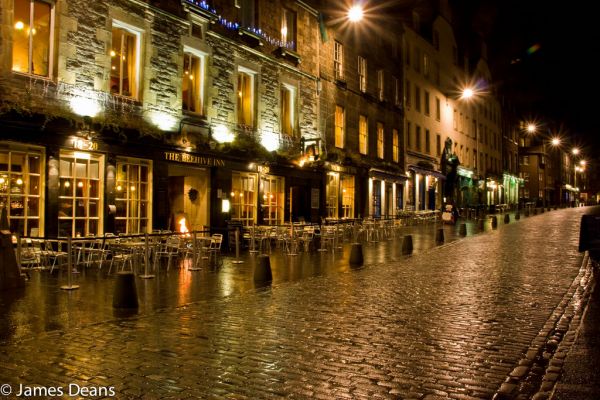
<box><xmin>527</xmin><ymin>123</ymin><xmax>537</xmax><ymax>134</ymax></box>
<box><xmin>572</xmin><ymin>147</ymin><xmax>580</xmax><ymax>155</ymax></box>
<box><xmin>461</xmin><ymin>87</ymin><xmax>474</xmax><ymax>100</ymax></box>
<box><xmin>347</xmin><ymin>5</ymin><xmax>364</xmax><ymax>22</ymax></box>
<box><xmin>551</xmin><ymin>137</ymin><xmax>561</xmax><ymax>146</ymax></box>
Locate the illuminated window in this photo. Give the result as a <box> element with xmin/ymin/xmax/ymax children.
<box><xmin>392</xmin><ymin>129</ymin><xmax>399</xmax><ymax>163</ymax></box>
<box><xmin>261</xmin><ymin>175</ymin><xmax>284</xmax><ymax>225</ymax></box>
<box><xmin>182</xmin><ymin>48</ymin><xmax>207</xmax><ymax>115</ymax></box>
<box><xmin>115</xmin><ymin>158</ymin><xmax>152</xmax><ymax>234</ymax></box>
<box><xmin>281</xmin><ymin>83</ymin><xmax>296</xmax><ymax>136</ymax></box>
<box><xmin>334</xmin><ymin>41</ymin><xmax>344</xmax><ymax>80</ymax></box>
<box><xmin>281</xmin><ymin>8</ymin><xmax>296</xmax><ymax>50</ymax></box>
<box><xmin>358</xmin><ymin>56</ymin><xmax>367</xmax><ymax>92</ymax></box>
<box><xmin>0</xmin><ymin>143</ymin><xmax>44</xmax><ymax>236</ymax></box>
<box><xmin>58</xmin><ymin>151</ymin><xmax>104</xmax><ymax>237</ymax></box>
<box><xmin>377</xmin><ymin>123</ymin><xmax>384</xmax><ymax>159</ymax></box>
<box><xmin>231</xmin><ymin>172</ymin><xmax>257</xmax><ymax>226</ymax></box>
<box><xmin>341</xmin><ymin>175</ymin><xmax>354</xmax><ymax>218</ymax></box>
<box><xmin>110</xmin><ymin>22</ymin><xmax>141</xmax><ymax>98</ymax></box>
<box><xmin>237</xmin><ymin>67</ymin><xmax>255</xmax><ymax>128</ymax></box>
<box><xmin>359</xmin><ymin>115</ymin><xmax>368</xmax><ymax>155</ymax></box>
<box><xmin>334</xmin><ymin>105</ymin><xmax>345</xmax><ymax>148</ymax></box>
<box><xmin>12</xmin><ymin>0</ymin><xmax>53</xmax><ymax>77</ymax></box>
<box><xmin>326</xmin><ymin>172</ymin><xmax>339</xmax><ymax>218</ymax></box>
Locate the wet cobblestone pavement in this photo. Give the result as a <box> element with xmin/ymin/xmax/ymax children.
<box><xmin>0</xmin><ymin>207</ymin><xmax>595</xmax><ymax>399</ymax></box>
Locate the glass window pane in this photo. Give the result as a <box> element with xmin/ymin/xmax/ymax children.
<box><xmin>75</xmin><ymin>219</ymin><xmax>86</xmax><ymax>237</ymax></box>
<box><xmin>11</xmin><ymin>175</ymin><xmax>25</xmax><ymax>194</ymax></box>
<box><xmin>11</xmin><ymin>153</ymin><xmax>25</xmax><ymax>172</ymax></box>
<box><xmin>60</xmin><ymin>158</ymin><xmax>73</xmax><ymax>177</ymax></box>
<box><xmin>89</xmin><ymin>219</ymin><xmax>99</xmax><ymax>236</ymax></box>
<box><xmin>140</xmin><ymin>165</ymin><xmax>148</xmax><ymax>182</ymax></box>
<box><xmin>27</xmin><ymin>197</ymin><xmax>39</xmax><ymax>217</ymax></box>
<box><xmin>10</xmin><ymin>196</ymin><xmax>25</xmax><ymax>216</ymax></box>
<box><xmin>0</xmin><ymin>174</ymin><xmax>8</xmax><ymax>194</ymax></box>
<box><xmin>0</xmin><ymin>153</ymin><xmax>8</xmax><ymax>171</ymax></box>
<box><xmin>32</xmin><ymin>0</ymin><xmax>51</xmax><ymax>76</ymax></box>
<box><xmin>116</xmin><ymin>200</ymin><xmax>126</xmax><ymax>218</ymax></box>
<box><xmin>75</xmin><ymin>160</ymin><xmax>87</xmax><ymax>177</ymax></box>
<box><xmin>28</xmin><ymin>155</ymin><xmax>41</xmax><ymax>174</ymax></box>
<box><xmin>58</xmin><ymin>220</ymin><xmax>71</xmax><ymax>237</ymax></box>
<box><xmin>115</xmin><ymin>219</ymin><xmax>126</xmax><ymax>234</ymax></box>
<box><xmin>89</xmin><ymin>200</ymin><xmax>98</xmax><ymax>217</ymax></box>
<box><xmin>89</xmin><ymin>160</ymin><xmax>100</xmax><ymax>179</ymax></box>
<box><xmin>29</xmin><ymin>175</ymin><xmax>40</xmax><ymax>195</ymax></box>
<box><xmin>75</xmin><ymin>199</ymin><xmax>86</xmax><ymax>216</ymax></box>
<box><xmin>89</xmin><ymin>180</ymin><xmax>99</xmax><ymax>198</ymax></box>
<box><xmin>60</xmin><ymin>178</ymin><xmax>73</xmax><ymax>197</ymax></box>
<box><xmin>75</xmin><ymin>180</ymin><xmax>85</xmax><ymax>197</ymax></box>
<box><xmin>27</xmin><ymin>219</ymin><xmax>39</xmax><ymax>237</ymax></box>
<box><xmin>13</xmin><ymin>0</ymin><xmax>31</xmax><ymax>72</ymax></box>
<box><xmin>59</xmin><ymin>200</ymin><xmax>73</xmax><ymax>217</ymax></box>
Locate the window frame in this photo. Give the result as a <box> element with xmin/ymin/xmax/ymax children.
<box><xmin>12</xmin><ymin>0</ymin><xmax>55</xmax><ymax>78</ymax></box>
<box><xmin>359</xmin><ymin>115</ymin><xmax>368</xmax><ymax>155</ymax></box>
<box><xmin>334</xmin><ymin>41</ymin><xmax>344</xmax><ymax>81</ymax></box>
<box><xmin>237</xmin><ymin>65</ymin><xmax>257</xmax><ymax>128</ymax></box>
<box><xmin>110</xmin><ymin>20</ymin><xmax>143</xmax><ymax>99</ymax></box>
<box><xmin>182</xmin><ymin>46</ymin><xmax>208</xmax><ymax>115</ymax></box>
<box><xmin>358</xmin><ymin>56</ymin><xmax>367</xmax><ymax>92</ymax></box>
<box><xmin>377</xmin><ymin>122</ymin><xmax>384</xmax><ymax>159</ymax></box>
<box><xmin>334</xmin><ymin>105</ymin><xmax>345</xmax><ymax>149</ymax></box>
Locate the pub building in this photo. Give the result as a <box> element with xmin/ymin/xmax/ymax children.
<box><xmin>0</xmin><ymin>0</ymin><xmax>334</xmax><ymax>240</ymax></box>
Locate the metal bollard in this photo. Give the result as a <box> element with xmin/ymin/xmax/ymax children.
<box><xmin>401</xmin><ymin>235</ymin><xmax>413</xmax><ymax>255</ymax></box>
<box><xmin>113</xmin><ymin>271</ymin><xmax>138</xmax><ymax>308</ymax></box>
<box><xmin>459</xmin><ymin>223</ymin><xmax>467</xmax><ymax>236</ymax></box>
<box><xmin>504</xmin><ymin>214</ymin><xmax>510</xmax><ymax>224</ymax></box>
<box><xmin>254</xmin><ymin>254</ymin><xmax>272</xmax><ymax>283</ymax></box>
<box><xmin>515</xmin><ymin>212</ymin><xmax>521</xmax><ymax>220</ymax></box>
<box><xmin>349</xmin><ymin>243</ymin><xmax>364</xmax><ymax>267</ymax></box>
<box><xmin>491</xmin><ymin>216</ymin><xmax>498</xmax><ymax>229</ymax></box>
<box><xmin>232</xmin><ymin>229</ymin><xmax>244</xmax><ymax>264</ymax></box>
<box><xmin>435</xmin><ymin>228</ymin><xmax>444</xmax><ymax>244</ymax></box>
<box><xmin>478</xmin><ymin>219</ymin><xmax>485</xmax><ymax>231</ymax></box>
<box><xmin>61</xmin><ymin>237</ymin><xmax>80</xmax><ymax>290</ymax></box>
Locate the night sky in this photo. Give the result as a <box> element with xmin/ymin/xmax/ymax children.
<box><xmin>457</xmin><ymin>0</ymin><xmax>599</xmax><ymax>155</ymax></box>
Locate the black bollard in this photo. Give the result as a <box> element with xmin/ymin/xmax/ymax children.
<box><xmin>478</xmin><ymin>219</ymin><xmax>485</xmax><ymax>231</ymax></box>
<box><xmin>504</xmin><ymin>214</ymin><xmax>510</xmax><ymax>224</ymax></box>
<box><xmin>254</xmin><ymin>254</ymin><xmax>273</xmax><ymax>283</ymax></box>
<box><xmin>459</xmin><ymin>223</ymin><xmax>467</xmax><ymax>236</ymax></box>
<box><xmin>515</xmin><ymin>212</ymin><xmax>521</xmax><ymax>220</ymax></box>
<box><xmin>113</xmin><ymin>272</ymin><xmax>138</xmax><ymax>309</ymax></box>
<box><xmin>540</xmin><ymin>208</ymin><xmax>545</xmax><ymax>214</ymax></box>
<box><xmin>349</xmin><ymin>243</ymin><xmax>364</xmax><ymax>266</ymax></box>
<box><xmin>401</xmin><ymin>235</ymin><xmax>413</xmax><ymax>255</ymax></box>
<box><xmin>491</xmin><ymin>216</ymin><xmax>498</xmax><ymax>229</ymax></box>
<box><xmin>435</xmin><ymin>228</ymin><xmax>444</xmax><ymax>244</ymax></box>
<box><xmin>533</xmin><ymin>208</ymin><xmax>538</xmax><ymax>215</ymax></box>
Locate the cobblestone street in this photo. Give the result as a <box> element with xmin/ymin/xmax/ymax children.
<box><xmin>0</xmin><ymin>207</ymin><xmax>595</xmax><ymax>399</ymax></box>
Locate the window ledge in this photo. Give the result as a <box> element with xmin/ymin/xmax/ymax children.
<box><xmin>238</xmin><ymin>28</ymin><xmax>264</xmax><ymax>47</ymax></box>
<box><xmin>335</xmin><ymin>79</ymin><xmax>347</xmax><ymax>89</ymax></box>
<box><xmin>275</xmin><ymin>47</ymin><xmax>301</xmax><ymax>64</ymax></box>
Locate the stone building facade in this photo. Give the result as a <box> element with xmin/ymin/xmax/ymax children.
<box><xmin>0</xmin><ymin>0</ymin><xmax>323</xmax><ymax>238</ymax></box>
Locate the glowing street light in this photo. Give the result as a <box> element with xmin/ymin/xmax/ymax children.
<box><xmin>527</xmin><ymin>123</ymin><xmax>537</xmax><ymax>134</ymax></box>
<box><xmin>572</xmin><ymin>147</ymin><xmax>580</xmax><ymax>155</ymax></box>
<box><xmin>580</xmin><ymin>160</ymin><xmax>587</xmax><ymax>166</ymax></box>
<box><xmin>348</xmin><ymin>5</ymin><xmax>364</xmax><ymax>22</ymax></box>
<box><xmin>461</xmin><ymin>87</ymin><xmax>474</xmax><ymax>100</ymax></box>
<box><xmin>551</xmin><ymin>137</ymin><xmax>561</xmax><ymax>146</ymax></box>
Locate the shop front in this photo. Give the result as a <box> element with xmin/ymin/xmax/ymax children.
<box><xmin>324</xmin><ymin>163</ymin><xmax>359</xmax><ymax>220</ymax></box>
<box><xmin>407</xmin><ymin>165</ymin><xmax>443</xmax><ymax>211</ymax></box>
<box><xmin>368</xmin><ymin>169</ymin><xmax>407</xmax><ymax>218</ymax></box>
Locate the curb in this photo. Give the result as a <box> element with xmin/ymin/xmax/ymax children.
<box><xmin>492</xmin><ymin>253</ymin><xmax>595</xmax><ymax>400</ymax></box>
